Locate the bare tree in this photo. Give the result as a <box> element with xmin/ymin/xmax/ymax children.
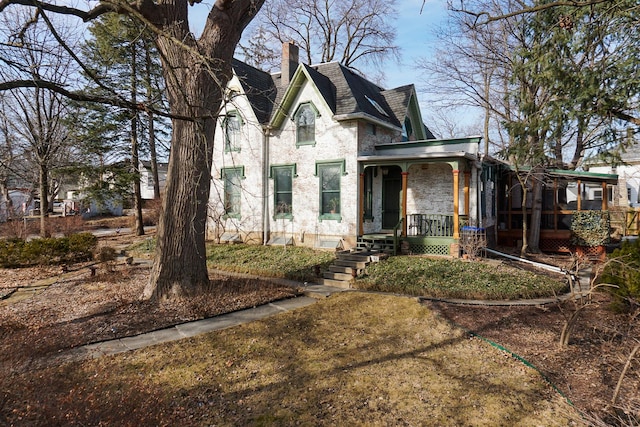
<box><xmin>0</xmin><ymin>1</ymin><xmax>264</xmax><ymax>299</ymax></box>
<box><xmin>0</xmin><ymin>97</ymin><xmax>16</xmax><ymax>220</ymax></box>
<box><xmin>239</xmin><ymin>0</ymin><xmax>400</xmax><ymax>79</ymax></box>
<box><xmin>422</xmin><ymin>0</ymin><xmax>639</xmax><ymax>253</ymax></box>
<box><xmin>0</xmin><ymin>11</ymin><xmax>78</xmax><ymax>236</ymax></box>
<box><xmin>445</xmin><ymin>0</ymin><xmax>640</xmax><ymax>127</ymax></box>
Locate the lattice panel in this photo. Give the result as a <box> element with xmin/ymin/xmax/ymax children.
<box><xmin>540</xmin><ymin>238</ymin><xmax>572</xmax><ymax>253</ymax></box>
<box><xmin>576</xmin><ymin>245</ymin><xmax>606</xmax><ymax>258</ymax></box>
<box><xmin>409</xmin><ymin>243</ymin><xmax>450</xmax><ymax>256</ymax></box>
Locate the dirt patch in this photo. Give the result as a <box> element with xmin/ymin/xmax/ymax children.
<box><xmin>0</xmin><ymin>266</ymin><xmax>299</xmax><ymax>372</ymax></box>
<box><xmin>426</xmin><ymin>293</ymin><xmax>639</xmax><ymax>424</ymax></box>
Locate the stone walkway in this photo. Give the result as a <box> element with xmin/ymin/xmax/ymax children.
<box><xmin>48</xmin><ymin>283</ymin><xmax>347</xmax><ymax>366</ymax></box>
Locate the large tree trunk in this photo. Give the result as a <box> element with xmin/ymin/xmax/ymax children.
<box><xmin>144</xmin><ymin>0</ymin><xmax>262</xmax><ymax>300</ymax></box>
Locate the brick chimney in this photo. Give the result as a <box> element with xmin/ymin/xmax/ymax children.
<box><xmin>281</xmin><ymin>41</ymin><xmax>299</xmax><ymax>87</ymax></box>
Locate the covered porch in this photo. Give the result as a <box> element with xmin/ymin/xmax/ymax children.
<box><xmin>495</xmin><ymin>167</ymin><xmax>618</xmax><ymax>253</ymax></box>
<box><xmin>357</xmin><ymin>137</ymin><xmax>482</xmax><ymax>256</ymax></box>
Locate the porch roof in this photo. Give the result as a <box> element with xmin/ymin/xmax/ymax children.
<box><xmin>357</xmin><ymin>150</ymin><xmax>478</xmax><ymax>164</ymax></box>
<box><xmin>547</xmin><ymin>169</ymin><xmax>618</xmax><ymax>184</ymax></box>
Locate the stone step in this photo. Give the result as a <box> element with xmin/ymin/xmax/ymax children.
<box><xmin>317</xmin><ymin>277</ymin><xmax>352</xmax><ymax>289</ymax></box>
<box><xmin>328</xmin><ymin>265</ymin><xmax>360</xmax><ymax>275</ymax></box>
<box><xmin>336</xmin><ymin>252</ymin><xmax>372</xmax><ymax>262</ymax></box>
<box><xmin>334</xmin><ymin>259</ymin><xmax>369</xmax><ymax>269</ymax></box>
<box><xmin>323</xmin><ymin>271</ymin><xmax>353</xmax><ymax>281</ymax></box>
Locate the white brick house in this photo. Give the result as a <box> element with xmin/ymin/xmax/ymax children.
<box><xmin>139</xmin><ymin>160</ymin><xmax>168</xmax><ymax>200</ymax></box>
<box><xmin>208</xmin><ymin>43</ymin><xmax>485</xmax><ymax>255</ymax></box>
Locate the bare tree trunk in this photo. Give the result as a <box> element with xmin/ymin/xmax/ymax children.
<box><xmin>131</xmin><ymin>43</ymin><xmax>145</xmax><ymax>236</ymax></box>
<box><xmin>520</xmin><ymin>181</ymin><xmax>528</xmax><ymax>257</ymax></box>
<box><xmin>144</xmin><ymin>116</ymin><xmax>216</xmax><ymax>299</ymax></box>
<box><xmin>0</xmin><ymin>180</ymin><xmax>12</xmax><ymax>219</ymax></box>
<box><xmin>149</xmin><ymin>112</ymin><xmax>160</xmax><ymax>199</ymax></box>
<box><xmin>142</xmin><ymin>0</ymin><xmax>264</xmax><ymax>300</ymax></box>
<box><xmin>528</xmin><ymin>168</ymin><xmax>544</xmax><ymax>253</ymax></box>
<box><xmin>144</xmin><ymin>19</ymin><xmax>224</xmax><ymax>299</ymax></box>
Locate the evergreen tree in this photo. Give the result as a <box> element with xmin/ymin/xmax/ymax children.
<box><xmin>501</xmin><ymin>0</ymin><xmax>639</xmax><ymax>253</ymax></box>
<box><xmin>74</xmin><ymin>14</ymin><xmax>169</xmax><ymax>233</ymax></box>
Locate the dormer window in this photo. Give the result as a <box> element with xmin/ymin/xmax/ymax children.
<box><xmin>294</xmin><ymin>103</ymin><xmax>319</xmax><ymax>147</ymax></box>
<box><xmin>365</xmin><ymin>95</ymin><xmax>388</xmax><ymax>117</ymax></box>
<box><xmin>224</xmin><ymin>112</ymin><xmax>242</xmax><ymax>152</ymax></box>
<box><xmin>402</xmin><ymin>117</ymin><xmax>414</xmax><ymax>142</ymax></box>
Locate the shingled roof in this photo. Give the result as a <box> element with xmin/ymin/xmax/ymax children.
<box><xmin>231</xmin><ymin>58</ymin><xmax>428</xmax><ymax>134</ymax></box>
<box><xmin>231</xmin><ymin>59</ymin><xmax>277</xmax><ymax>125</ymax></box>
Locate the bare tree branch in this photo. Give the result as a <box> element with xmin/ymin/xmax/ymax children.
<box><xmin>0</xmin><ymin>79</ymin><xmax>196</xmax><ymax>122</ymax></box>
<box><xmin>447</xmin><ymin>0</ymin><xmax>614</xmax><ymax>25</ymax></box>
<box><xmin>0</xmin><ymin>0</ymin><xmax>112</xmax><ymax>21</ymax></box>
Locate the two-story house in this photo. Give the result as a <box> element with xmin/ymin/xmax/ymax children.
<box><xmin>208</xmin><ymin>43</ymin><xmax>486</xmax><ymax>256</ymax></box>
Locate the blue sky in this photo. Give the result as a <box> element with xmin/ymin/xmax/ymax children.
<box><xmin>186</xmin><ymin>1</ymin><xmax>475</xmax><ymax>137</ymax></box>
<box><xmin>188</xmin><ymin>0</ymin><xmax>448</xmax><ymax>90</ymax></box>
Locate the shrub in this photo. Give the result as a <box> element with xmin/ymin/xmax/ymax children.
<box><xmin>96</xmin><ymin>246</ymin><xmax>118</xmax><ymax>272</ymax></box>
<box><xmin>0</xmin><ymin>232</ymin><xmax>97</xmax><ymax>267</ymax></box>
<box><xmin>142</xmin><ymin>197</ymin><xmax>162</xmax><ymax>226</ymax></box>
<box><xmin>570</xmin><ymin>211</ymin><xmax>610</xmax><ymax>247</ymax></box>
<box><xmin>601</xmin><ymin>238</ymin><xmax>640</xmax><ymax>313</ymax></box>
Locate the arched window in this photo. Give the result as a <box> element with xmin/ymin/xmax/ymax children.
<box><xmin>224</xmin><ymin>112</ymin><xmax>242</xmax><ymax>152</ymax></box>
<box><xmin>295</xmin><ymin>103</ymin><xmax>317</xmax><ymax>146</ymax></box>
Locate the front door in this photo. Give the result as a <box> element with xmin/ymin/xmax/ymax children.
<box><xmin>382</xmin><ymin>166</ymin><xmax>402</xmax><ymax>229</ymax></box>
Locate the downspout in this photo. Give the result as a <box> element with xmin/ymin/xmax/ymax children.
<box><xmin>262</xmin><ymin>126</ymin><xmax>271</xmax><ymax>245</ymax></box>
<box><xmin>476</xmin><ymin>161</ymin><xmax>483</xmax><ymax>228</ymax></box>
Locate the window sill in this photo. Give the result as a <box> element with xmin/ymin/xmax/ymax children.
<box><xmin>296</xmin><ymin>140</ymin><xmax>316</xmax><ymax>148</ymax></box>
<box><xmin>319</xmin><ymin>213</ymin><xmax>342</xmax><ymax>222</ymax></box>
<box><xmin>273</xmin><ymin>214</ymin><xmax>293</xmax><ymax>221</ymax></box>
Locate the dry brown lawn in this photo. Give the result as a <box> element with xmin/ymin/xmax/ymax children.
<box><xmin>2</xmin><ymin>286</ymin><xmax>579</xmax><ymax>426</ymax></box>
<box><xmin>0</xmin><ymin>231</ymin><xmax>636</xmax><ymax>425</ymax></box>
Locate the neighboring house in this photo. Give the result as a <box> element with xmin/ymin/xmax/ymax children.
<box><xmin>0</xmin><ymin>188</ymin><xmax>34</xmax><ymax>219</ymax></box>
<box><xmin>208</xmin><ymin>42</ymin><xmax>486</xmax><ymax>256</ymax></box>
<box><xmin>139</xmin><ymin>160</ymin><xmax>168</xmax><ymax>200</ymax></box>
<box><xmin>587</xmin><ymin>142</ymin><xmax>640</xmax><ymax>208</ymax></box>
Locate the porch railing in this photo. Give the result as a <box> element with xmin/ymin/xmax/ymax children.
<box><xmin>407</xmin><ymin>214</ymin><xmax>454</xmax><ymax>237</ymax></box>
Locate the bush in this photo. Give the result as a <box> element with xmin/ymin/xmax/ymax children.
<box><xmin>570</xmin><ymin>211</ymin><xmax>610</xmax><ymax>247</ymax></box>
<box><xmin>601</xmin><ymin>239</ymin><xmax>640</xmax><ymax>313</ymax></box>
<box><xmin>0</xmin><ymin>232</ymin><xmax>97</xmax><ymax>268</ymax></box>
<box><xmin>96</xmin><ymin>246</ymin><xmax>118</xmax><ymax>272</ymax></box>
